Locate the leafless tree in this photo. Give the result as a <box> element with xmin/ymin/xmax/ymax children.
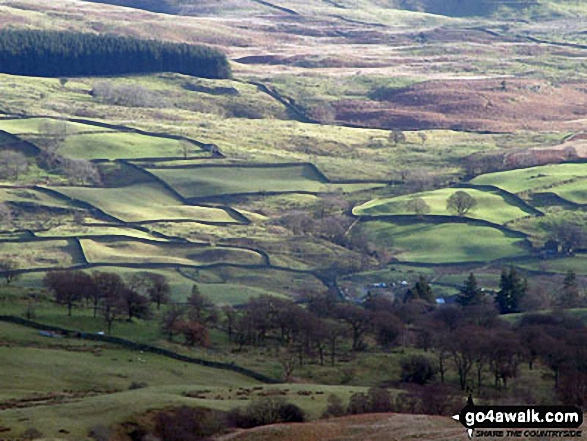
<box><xmin>0</xmin><ymin>258</ymin><xmax>20</xmax><ymax>284</ymax></box>
<box><xmin>61</xmin><ymin>158</ymin><xmax>101</xmax><ymax>185</ymax></box>
<box><xmin>405</xmin><ymin>197</ymin><xmax>431</xmax><ymax>216</ymax></box>
<box><xmin>0</xmin><ymin>203</ymin><xmax>13</xmax><ymax>227</ymax></box>
<box><xmin>179</xmin><ymin>140</ymin><xmax>192</xmax><ymax>159</ymax></box>
<box><xmin>0</xmin><ymin>150</ymin><xmax>28</xmax><ymax>179</ymax></box>
<box><xmin>390</xmin><ymin>130</ymin><xmax>407</xmax><ymax>145</ymax></box>
<box><xmin>418</xmin><ymin>132</ymin><xmax>428</xmax><ymax>144</ymax></box>
<box><xmin>92</xmin><ymin>81</ymin><xmax>163</xmax><ymax>108</ymax></box>
<box><xmin>37</xmin><ymin>120</ymin><xmax>68</xmax><ymax>169</ymax></box>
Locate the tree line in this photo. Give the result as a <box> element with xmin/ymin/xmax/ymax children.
<box><xmin>40</xmin><ymin>267</ymin><xmax>586</xmax><ymax>407</ymax></box>
<box><xmin>0</xmin><ymin>29</ymin><xmax>231</xmax><ymax>79</ymax></box>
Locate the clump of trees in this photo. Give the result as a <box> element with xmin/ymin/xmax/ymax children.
<box><xmin>91</xmin><ymin>82</ymin><xmax>165</xmax><ymax>108</ymax></box>
<box><xmin>42</xmin><ymin>270</ymin><xmax>169</xmax><ymax>331</ymax></box>
<box><xmin>495</xmin><ymin>267</ymin><xmax>527</xmax><ymax>314</ymax></box>
<box><xmin>34</xmin><ymin>120</ymin><xmax>101</xmax><ymax>185</ymax></box>
<box><xmin>0</xmin><ymin>203</ymin><xmax>13</xmax><ymax>228</ymax></box>
<box><xmin>0</xmin><ymin>150</ymin><xmax>29</xmax><ymax>180</ymax></box>
<box><xmin>228</xmin><ymin>397</ymin><xmax>305</xmax><ymax>428</ymax></box>
<box><xmin>0</xmin><ymin>29</ymin><xmax>231</xmax><ymax>79</ymax></box>
<box><xmin>542</xmin><ymin>216</ymin><xmax>586</xmax><ymax>255</ymax></box>
<box><xmin>0</xmin><ymin>258</ymin><xmax>20</xmax><ymax>284</ymax></box>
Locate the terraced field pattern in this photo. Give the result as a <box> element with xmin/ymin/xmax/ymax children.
<box><xmin>0</xmin><ymin>0</ymin><xmax>587</xmax><ymax>437</ymax></box>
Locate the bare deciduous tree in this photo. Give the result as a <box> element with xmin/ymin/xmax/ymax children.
<box><xmin>0</xmin><ymin>203</ymin><xmax>13</xmax><ymax>227</ymax></box>
<box><xmin>92</xmin><ymin>81</ymin><xmax>163</xmax><ymax>108</ymax></box>
<box><xmin>405</xmin><ymin>197</ymin><xmax>431</xmax><ymax>216</ymax></box>
<box><xmin>0</xmin><ymin>150</ymin><xmax>28</xmax><ymax>179</ymax></box>
<box><xmin>0</xmin><ymin>258</ymin><xmax>20</xmax><ymax>284</ymax></box>
<box><xmin>61</xmin><ymin>158</ymin><xmax>101</xmax><ymax>185</ymax></box>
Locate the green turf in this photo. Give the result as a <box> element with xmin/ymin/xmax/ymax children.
<box><xmin>146</xmin><ymin>164</ymin><xmax>328</xmax><ymax>198</ymax></box>
<box><xmin>362</xmin><ymin>221</ymin><xmax>529</xmax><ymax>263</ymax></box>
<box><xmin>48</xmin><ymin>183</ymin><xmax>239</xmax><ymax>223</ymax></box>
<box><xmin>516</xmin><ymin>254</ymin><xmax>587</xmax><ymax>275</ymax></box>
<box><xmin>353</xmin><ymin>187</ymin><xmax>532</xmax><ymax>224</ymax></box>
<box><xmin>471</xmin><ymin>163</ymin><xmax>587</xmax><ymax>194</ymax></box>
<box><xmin>58</xmin><ymin>132</ymin><xmax>208</xmax><ymax>160</ymax></box>
<box><xmin>540</xmin><ymin>178</ymin><xmax>587</xmax><ymax>205</ymax></box>
<box><xmin>0</xmin><ymin>319</ymin><xmax>374</xmax><ymax>438</ymax></box>
<box><xmin>146</xmin><ymin>164</ymin><xmax>379</xmax><ymax>199</ymax></box>
<box><xmin>80</xmin><ymin>239</ymin><xmax>265</xmax><ymax>267</ymax></box>
<box><xmin>189</xmin><ymin>266</ymin><xmax>325</xmax><ymax>298</ymax></box>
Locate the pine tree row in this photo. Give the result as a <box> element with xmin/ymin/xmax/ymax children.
<box><xmin>0</xmin><ymin>29</ymin><xmax>231</xmax><ymax>79</ymax></box>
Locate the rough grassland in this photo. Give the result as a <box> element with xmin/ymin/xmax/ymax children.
<box><xmin>222</xmin><ymin>413</ymin><xmax>464</xmax><ymax>441</ymax></box>
<box><xmin>0</xmin><ymin>323</ymin><xmax>377</xmax><ymax>439</ymax></box>
<box><xmin>517</xmin><ymin>254</ymin><xmax>587</xmax><ymax>276</ymax></box>
<box><xmin>0</xmin><ymin>239</ymin><xmax>81</xmax><ymax>268</ymax></box>
<box><xmin>353</xmin><ymin>188</ymin><xmax>532</xmax><ymax>224</ymax></box>
<box><xmin>471</xmin><ymin>163</ymin><xmax>587</xmax><ymax>194</ymax></box>
<box><xmin>363</xmin><ymin>221</ymin><xmax>528</xmax><ymax>263</ymax></box>
<box><xmin>0</xmin><ymin>118</ymin><xmax>110</xmax><ymax>135</ymax></box>
<box><xmin>49</xmin><ymin>183</ymin><xmax>238</xmax><ymax>223</ymax></box>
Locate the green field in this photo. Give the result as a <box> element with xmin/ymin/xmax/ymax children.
<box><xmin>35</xmin><ymin>224</ymin><xmax>167</xmax><ymax>241</ymax></box>
<box><xmin>471</xmin><ymin>163</ymin><xmax>587</xmax><ymax>194</ymax></box>
<box><xmin>516</xmin><ymin>254</ymin><xmax>587</xmax><ymax>276</ymax></box>
<box><xmin>80</xmin><ymin>239</ymin><xmax>265</xmax><ymax>267</ymax></box>
<box><xmin>0</xmin><ymin>239</ymin><xmax>83</xmax><ymax>268</ymax></box>
<box><xmin>353</xmin><ymin>187</ymin><xmax>532</xmax><ymax>224</ymax></box>
<box><xmin>146</xmin><ymin>164</ymin><xmax>379</xmax><ymax>199</ymax></box>
<box><xmin>58</xmin><ymin>132</ymin><xmax>208</xmax><ymax>160</ymax></box>
<box><xmin>0</xmin><ymin>118</ymin><xmax>108</xmax><ymax>135</ymax></box>
<box><xmin>15</xmin><ymin>266</ymin><xmax>196</xmax><ymax>302</ymax></box>
<box><xmin>49</xmin><ymin>183</ymin><xmax>240</xmax><ymax>223</ymax></box>
<box><xmin>362</xmin><ymin>221</ymin><xmax>529</xmax><ymax>263</ymax></box>
<box><xmin>0</xmin><ymin>322</ymin><xmax>258</xmax><ymax>438</ymax></box>
<box><xmin>0</xmin><ymin>321</ymin><xmax>374</xmax><ymax>438</ymax></box>
<box><xmin>0</xmin><ymin>187</ymin><xmax>75</xmax><ymax>210</ymax></box>
<box><xmin>191</xmin><ymin>266</ymin><xmax>325</xmax><ymax>297</ymax></box>
<box><xmin>541</xmin><ymin>178</ymin><xmax>587</xmax><ymax>205</ymax></box>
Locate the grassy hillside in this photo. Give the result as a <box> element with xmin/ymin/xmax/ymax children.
<box><xmin>0</xmin><ymin>1</ymin><xmax>586</xmax><ymax>438</ymax></box>
<box><xmin>80</xmin><ymin>238</ymin><xmax>265</xmax><ymax>267</ymax></box>
<box><xmin>471</xmin><ymin>163</ymin><xmax>587</xmax><ymax>194</ymax></box>
<box><xmin>396</xmin><ymin>0</ymin><xmax>538</xmax><ymax>17</ymax></box>
<box><xmin>362</xmin><ymin>221</ymin><xmax>529</xmax><ymax>263</ymax></box>
<box><xmin>353</xmin><ymin>187</ymin><xmax>533</xmax><ymax>224</ymax></box>
<box><xmin>49</xmin><ymin>184</ymin><xmax>240</xmax><ymax>223</ymax></box>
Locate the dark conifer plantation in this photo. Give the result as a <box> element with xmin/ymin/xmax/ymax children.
<box><xmin>0</xmin><ymin>30</ymin><xmax>231</xmax><ymax>79</ymax></box>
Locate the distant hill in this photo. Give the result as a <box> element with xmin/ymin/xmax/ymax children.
<box><xmin>81</xmin><ymin>0</ymin><xmax>178</xmax><ymax>13</ymax></box>
<box><xmin>395</xmin><ymin>0</ymin><xmax>539</xmax><ymax>17</ymax></box>
<box><xmin>77</xmin><ymin>0</ymin><xmax>583</xmax><ymax>19</ymax></box>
